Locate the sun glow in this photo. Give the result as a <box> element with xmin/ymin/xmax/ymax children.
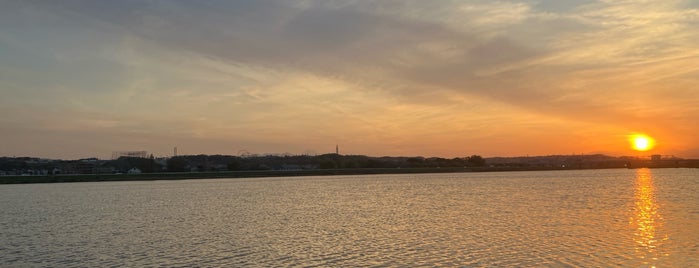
<box><xmin>630</xmin><ymin>134</ymin><xmax>655</xmax><ymax>151</ymax></box>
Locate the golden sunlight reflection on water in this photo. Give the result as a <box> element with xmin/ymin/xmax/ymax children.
<box><xmin>632</xmin><ymin>168</ymin><xmax>668</xmax><ymax>266</ymax></box>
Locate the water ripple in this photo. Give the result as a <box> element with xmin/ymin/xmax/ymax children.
<box><xmin>1</xmin><ymin>169</ymin><xmax>698</xmax><ymax>266</ymax></box>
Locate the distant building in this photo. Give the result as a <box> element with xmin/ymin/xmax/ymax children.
<box><xmin>651</xmin><ymin>154</ymin><xmax>662</xmax><ymax>161</ymax></box>
<box><xmin>60</xmin><ymin>161</ymin><xmax>95</xmax><ymax>174</ymax></box>
<box><xmin>112</xmin><ymin>151</ymin><xmax>147</xmax><ymax>160</ymax></box>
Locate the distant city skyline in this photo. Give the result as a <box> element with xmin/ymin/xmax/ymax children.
<box><xmin>2</xmin><ymin>1</ymin><xmax>699</xmax><ymax>159</ymax></box>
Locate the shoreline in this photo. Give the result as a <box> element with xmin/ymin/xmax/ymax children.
<box><xmin>1</xmin><ymin>166</ymin><xmax>692</xmax><ymax>184</ymax></box>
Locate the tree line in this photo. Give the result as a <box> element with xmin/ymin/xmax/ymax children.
<box><xmin>164</xmin><ymin>154</ymin><xmax>486</xmax><ymax>172</ymax></box>
<box><xmin>0</xmin><ymin>154</ymin><xmax>486</xmax><ymax>174</ymax></box>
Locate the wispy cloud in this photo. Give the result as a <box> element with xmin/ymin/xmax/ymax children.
<box><xmin>1</xmin><ymin>0</ymin><xmax>698</xmax><ymax>158</ymax></box>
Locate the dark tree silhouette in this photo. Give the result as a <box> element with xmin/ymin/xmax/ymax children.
<box><xmin>467</xmin><ymin>155</ymin><xmax>486</xmax><ymax>167</ymax></box>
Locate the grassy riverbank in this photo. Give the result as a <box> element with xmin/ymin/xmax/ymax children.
<box><xmin>0</xmin><ymin>166</ymin><xmax>583</xmax><ymax>184</ymax></box>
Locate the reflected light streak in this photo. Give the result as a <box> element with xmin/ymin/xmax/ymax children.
<box><xmin>631</xmin><ymin>168</ymin><xmax>667</xmax><ymax>265</ymax></box>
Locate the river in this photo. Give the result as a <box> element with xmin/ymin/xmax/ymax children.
<box><xmin>1</xmin><ymin>168</ymin><xmax>697</xmax><ymax>266</ymax></box>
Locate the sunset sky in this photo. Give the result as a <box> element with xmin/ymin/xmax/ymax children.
<box><xmin>2</xmin><ymin>0</ymin><xmax>699</xmax><ymax>159</ymax></box>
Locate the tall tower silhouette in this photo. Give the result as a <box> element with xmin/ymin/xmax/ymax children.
<box><xmin>336</xmin><ymin>144</ymin><xmax>339</xmax><ymax>155</ymax></box>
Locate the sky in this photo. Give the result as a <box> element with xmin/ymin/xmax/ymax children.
<box><xmin>2</xmin><ymin>0</ymin><xmax>699</xmax><ymax>159</ymax></box>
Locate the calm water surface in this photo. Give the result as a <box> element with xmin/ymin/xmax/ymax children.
<box><xmin>1</xmin><ymin>169</ymin><xmax>698</xmax><ymax>267</ymax></box>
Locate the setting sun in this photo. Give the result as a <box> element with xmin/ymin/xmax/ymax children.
<box><xmin>630</xmin><ymin>134</ymin><xmax>655</xmax><ymax>151</ymax></box>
